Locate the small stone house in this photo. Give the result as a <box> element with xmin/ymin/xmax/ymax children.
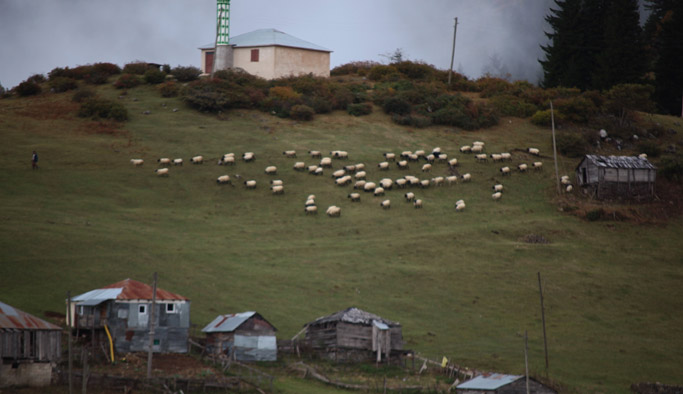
<box><xmin>200</xmin><ymin>28</ymin><xmax>331</xmax><ymax>79</ymax></box>
<box><xmin>304</xmin><ymin>307</ymin><xmax>403</xmax><ymax>362</ymax></box>
<box><xmin>202</xmin><ymin>311</ymin><xmax>277</xmax><ymax>361</ymax></box>
<box><xmin>456</xmin><ymin>373</ymin><xmax>557</xmax><ymax>394</ymax></box>
<box><xmin>69</xmin><ymin>278</ymin><xmax>190</xmax><ymax>354</ymax></box>
<box><xmin>575</xmin><ymin>155</ymin><xmax>656</xmax><ymax>200</ymax></box>
<box><xmin>1</xmin><ymin>301</ymin><xmax>62</xmax><ymax>388</ymax></box>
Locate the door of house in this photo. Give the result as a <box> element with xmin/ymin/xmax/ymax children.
<box><xmin>138</xmin><ymin>304</ymin><xmax>149</xmax><ymax>327</ymax></box>
<box><xmin>206</xmin><ymin>52</ymin><xmax>214</xmax><ymax>74</ymax></box>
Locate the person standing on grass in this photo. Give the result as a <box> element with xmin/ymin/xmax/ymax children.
<box><xmin>32</xmin><ymin>150</ymin><xmax>38</xmax><ymax>169</ymax></box>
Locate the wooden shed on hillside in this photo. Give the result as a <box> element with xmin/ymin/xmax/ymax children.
<box><xmin>69</xmin><ymin>278</ymin><xmax>190</xmax><ymax>354</ymax></box>
<box><xmin>1</xmin><ymin>301</ymin><xmax>62</xmax><ymax>388</ymax></box>
<box><xmin>456</xmin><ymin>373</ymin><xmax>557</xmax><ymax>394</ymax></box>
<box><xmin>202</xmin><ymin>312</ymin><xmax>277</xmax><ymax>361</ymax></box>
<box><xmin>304</xmin><ymin>307</ymin><xmax>402</xmax><ymax>363</ymax></box>
<box><xmin>575</xmin><ymin>155</ymin><xmax>656</xmax><ymax>200</ymax></box>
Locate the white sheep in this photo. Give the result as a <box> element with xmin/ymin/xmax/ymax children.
<box><xmin>305</xmin><ymin>205</ymin><xmax>318</xmax><ymax>215</ymax></box>
<box><xmin>561</xmin><ymin>177</ymin><xmax>572</xmax><ymax>186</ymax></box>
<box><xmin>314</xmin><ymin>167</ymin><xmax>324</xmax><ymax>176</ymax></box>
<box><xmin>320</xmin><ymin>157</ymin><xmax>332</xmax><ymax>168</ymax></box>
<box><xmin>422</xmin><ymin>163</ymin><xmax>432</xmax><ymax>172</ymax></box>
<box><xmin>374</xmin><ymin>187</ymin><xmax>385</xmax><ymax>196</ymax></box>
<box><xmin>395</xmin><ymin>178</ymin><xmax>408</xmax><ymax>188</ymax></box>
<box><xmin>363</xmin><ymin>182</ymin><xmax>377</xmax><ymax>192</ymax></box>
<box><xmin>475</xmin><ymin>154</ymin><xmax>488</xmax><ymax>162</ymax></box>
<box><xmin>533</xmin><ymin>161</ymin><xmax>543</xmax><ymax>170</ymax></box>
<box><xmin>431</xmin><ymin>147</ymin><xmax>441</xmax><ymax>155</ymax></box>
<box><xmin>404</xmin><ymin>192</ymin><xmax>415</xmax><ymax>202</ymax></box>
<box><xmin>471</xmin><ymin>145</ymin><xmax>483</xmax><ymax>153</ymax></box>
<box><xmin>336</xmin><ymin>175</ymin><xmax>352</xmax><ymax>186</ymax></box>
<box><xmin>191</xmin><ymin>155</ymin><xmax>203</xmax><ymax>164</ymax></box>
<box><xmin>384</xmin><ymin>152</ymin><xmax>396</xmax><ymax>161</ymax></box>
<box><xmin>216</xmin><ymin>175</ymin><xmax>231</xmax><ymax>184</ymax></box>
<box><xmin>420</xmin><ymin>179</ymin><xmax>430</xmax><ymax>188</ymax></box>
<box><xmin>401</xmin><ymin>151</ymin><xmax>412</xmax><ymax>158</ymax></box>
<box><xmin>130</xmin><ymin>159</ymin><xmax>144</xmax><ymax>166</ymax></box>
<box><xmin>566</xmin><ymin>185</ymin><xmax>573</xmax><ymax>193</ymax></box>
<box><xmin>283</xmin><ymin>150</ymin><xmax>297</xmax><ymax>158</ymax></box>
<box><xmin>173</xmin><ymin>158</ymin><xmax>183</xmax><ymax>166</ymax></box>
<box><xmin>309</xmin><ymin>150</ymin><xmax>322</xmax><ymax>158</ymax></box>
<box><xmin>332</xmin><ymin>169</ymin><xmax>346</xmax><ymax>178</ymax></box>
<box><xmin>219</xmin><ymin>156</ymin><xmax>235</xmax><ymax>166</ymax></box>
<box><xmin>432</xmin><ymin>176</ymin><xmax>444</xmax><ymax>186</ymax></box>
<box><xmin>344</xmin><ymin>164</ymin><xmax>357</xmax><ymax>172</ymax></box>
<box><xmin>490</xmin><ymin>154</ymin><xmax>503</xmax><ymax>162</ymax></box>
<box><xmin>446</xmin><ymin>175</ymin><xmax>458</xmax><ymax>185</ymax></box>
<box><xmin>438</xmin><ymin>154</ymin><xmax>448</xmax><ymax>162</ymax></box>
<box><xmin>460</xmin><ymin>145</ymin><xmax>471</xmax><ymax>153</ymax></box>
<box><xmin>271</xmin><ymin>185</ymin><xmax>284</xmax><ymax>195</ymax></box>
<box><xmin>326</xmin><ymin>205</ymin><xmax>341</xmax><ymax>217</ymax></box>
<box><xmin>501</xmin><ymin>152</ymin><xmax>512</xmax><ymax>161</ymax></box>
<box><xmin>293</xmin><ymin>162</ymin><xmax>306</xmax><ymax>171</ymax></box>
<box><xmin>492</xmin><ymin>184</ymin><xmax>504</xmax><ymax>192</ymax></box>
<box><xmin>528</xmin><ymin>148</ymin><xmax>540</xmax><ymax>156</ymax></box>
<box><xmin>271</xmin><ymin>179</ymin><xmax>283</xmax><ymax>186</ymax></box>
<box><xmin>409</xmin><ymin>154</ymin><xmax>419</xmax><ymax>162</ymax></box>
<box><xmin>308</xmin><ymin>165</ymin><xmax>319</xmax><ymax>174</ymax></box>
<box><xmin>500</xmin><ymin>166</ymin><xmax>511</xmax><ymax>176</ymax></box>
<box><xmin>242</xmin><ymin>152</ymin><xmax>255</xmax><ymax>162</ymax></box>
<box><xmin>378</xmin><ymin>161</ymin><xmax>389</xmax><ymax>170</ymax></box>
<box><xmin>461</xmin><ymin>173</ymin><xmax>472</xmax><ymax>182</ymax></box>
<box><xmin>448</xmin><ymin>158</ymin><xmax>458</xmax><ymax>167</ymax></box>
<box><xmin>380</xmin><ymin>199</ymin><xmax>391</xmax><ymax>209</ymax></box>
<box><xmin>455</xmin><ymin>202</ymin><xmax>466</xmax><ymax>211</ymax></box>
<box><xmin>397</xmin><ymin>160</ymin><xmax>409</xmax><ymax>169</ymax></box>
<box><xmin>413</xmin><ymin>199</ymin><xmax>423</xmax><ymax>208</ymax></box>
<box><xmin>405</xmin><ymin>175</ymin><xmax>420</xmax><ymax>186</ymax></box>
<box><xmin>638</xmin><ymin>153</ymin><xmax>648</xmax><ymax>159</ymax></box>
<box><xmin>355</xmin><ymin>171</ymin><xmax>367</xmax><ymax>180</ymax></box>
<box><xmin>415</xmin><ymin>149</ymin><xmax>427</xmax><ymax>157</ymax></box>
<box><xmin>355</xmin><ymin>163</ymin><xmax>366</xmax><ymax>171</ymax></box>
<box><xmin>455</xmin><ymin>199</ymin><xmax>465</xmax><ymax>206</ymax></box>
<box><xmin>155</xmin><ymin>168</ymin><xmax>169</xmax><ymax>176</ymax></box>
<box><xmin>492</xmin><ymin>192</ymin><xmax>502</xmax><ymax>201</ymax></box>
<box><xmin>379</xmin><ymin>178</ymin><xmax>393</xmax><ymax>189</ymax></box>
<box><xmin>518</xmin><ymin>163</ymin><xmax>528</xmax><ymax>172</ymax></box>
<box><xmin>331</xmin><ymin>150</ymin><xmax>348</xmax><ymax>159</ymax></box>
<box><xmin>473</xmin><ymin>141</ymin><xmax>485</xmax><ymax>147</ymax></box>
<box><xmin>244</xmin><ymin>180</ymin><xmax>257</xmax><ymax>189</ymax></box>
<box><xmin>158</xmin><ymin>158</ymin><xmax>171</xmax><ymax>166</ymax></box>
<box><xmin>354</xmin><ymin>180</ymin><xmax>366</xmax><ymax>189</ymax></box>
<box><xmin>426</xmin><ymin>154</ymin><xmax>436</xmax><ymax>163</ymax></box>
<box><xmin>265</xmin><ymin>166</ymin><xmax>277</xmax><ymax>175</ymax></box>
<box><xmin>348</xmin><ymin>192</ymin><xmax>361</xmax><ymax>202</ymax></box>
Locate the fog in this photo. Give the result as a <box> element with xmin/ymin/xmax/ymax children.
<box><xmin>0</xmin><ymin>0</ymin><xmax>556</xmax><ymax>89</ymax></box>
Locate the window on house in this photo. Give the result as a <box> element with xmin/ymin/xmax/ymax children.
<box><xmin>251</xmin><ymin>49</ymin><xmax>259</xmax><ymax>62</ymax></box>
<box><xmin>166</xmin><ymin>303</ymin><xmax>177</xmax><ymax>314</ymax></box>
<box><xmin>138</xmin><ymin>304</ymin><xmax>147</xmax><ymax>314</ymax></box>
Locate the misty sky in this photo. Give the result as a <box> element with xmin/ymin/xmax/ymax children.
<box><xmin>0</xmin><ymin>0</ymin><xmax>556</xmax><ymax>89</ymax></box>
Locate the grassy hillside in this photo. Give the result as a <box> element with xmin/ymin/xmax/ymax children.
<box><xmin>1</xmin><ymin>83</ymin><xmax>682</xmax><ymax>393</ymax></box>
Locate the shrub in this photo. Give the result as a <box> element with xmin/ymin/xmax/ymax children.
<box><xmin>122</xmin><ymin>62</ymin><xmax>152</xmax><ymax>75</ymax></box>
<box><xmin>586</xmin><ymin>208</ymin><xmax>605</xmax><ymax>221</ymax></box>
<box><xmin>269</xmin><ymin>86</ymin><xmax>300</xmax><ymax>101</ymax></box>
<box><xmin>49</xmin><ymin>77</ymin><xmax>78</xmax><ymax>93</ymax></box>
<box><xmin>331</xmin><ymin>61</ymin><xmax>379</xmax><ymax>76</ymax></box>
<box><xmin>658</xmin><ymin>155</ymin><xmax>683</xmax><ymax>182</ymax></box>
<box><xmin>171</xmin><ymin>66</ymin><xmax>201</xmax><ymax>82</ymax></box>
<box><xmin>347</xmin><ymin>103</ymin><xmax>373</xmax><ymax>116</ymax></box>
<box><xmin>368</xmin><ymin>65</ymin><xmax>399</xmax><ymax>81</ymax></box>
<box><xmin>114</xmin><ymin>74</ymin><xmax>142</xmax><ymax>89</ymax></box>
<box><xmin>393</xmin><ymin>61</ymin><xmax>435</xmax><ymax>80</ymax></box>
<box><xmin>162</xmin><ymin>64</ymin><xmax>171</xmax><ymax>74</ymax></box>
<box><xmin>604</xmin><ymin>84</ymin><xmax>655</xmax><ymax>124</ymax></box>
<box><xmin>638</xmin><ymin>141</ymin><xmax>661</xmax><ymax>158</ymax></box>
<box><xmin>214</xmin><ymin>68</ymin><xmax>267</xmax><ymax>88</ymax></box>
<box><xmin>393</xmin><ymin>114</ymin><xmax>432</xmax><ymax>128</ymax></box>
<box><xmin>556</xmin><ymin>132</ymin><xmax>588</xmax><ymax>157</ymax></box>
<box><xmin>476</xmin><ymin>77</ymin><xmax>512</xmax><ymax>97</ymax></box>
<box><xmin>92</xmin><ymin>62</ymin><xmax>121</xmax><ymax>76</ymax></box>
<box><xmin>531</xmin><ymin>109</ymin><xmax>565</xmax><ymax>127</ymax></box>
<box><xmin>290</xmin><ymin>105</ymin><xmax>315</xmax><ymax>121</ymax></box>
<box><xmin>489</xmin><ymin>94</ymin><xmax>537</xmax><ymax>118</ymax></box>
<box><xmin>26</xmin><ymin>74</ymin><xmax>47</xmax><ymax>84</ymax></box>
<box><xmin>144</xmin><ymin>68</ymin><xmax>166</xmax><ymax>85</ymax></box>
<box><xmin>305</xmin><ymin>96</ymin><xmax>332</xmax><ymax>114</ymax></box>
<box><xmin>181</xmin><ymin>78</ymin><xmax>251</xmax><ymax>113</ymax></box>
<box><xmin>78</xmin><ymin>98</ymin><xmax>128</xmax><ymax>121</ymax></box>
<box><xmin>72</xmin><ymin>88</ymin><xmax>96</xmax><ymax>103</ymax></box>
<box><xmin>158</xmin><ymin>82</ymin><xmax>179</xmax><ymax>98</ymax></box>
<box><xmin>84</xmin><ymin>72</ymin><xmax>110</xmax><ymax>85</ymax></box>
<box><xmin>383</xmin><ymin>97</ymin><xmax>411</xmax><ymax>115</ymax></box>
<box><xmin>15</xmin><ymin>80</ymin><xmax>42</xmax><ymax>97</ymax></box>
<box><xmin>554</xmin><ymin>96</ymin><xmax>597</xmax><ymax>123</ymax></box>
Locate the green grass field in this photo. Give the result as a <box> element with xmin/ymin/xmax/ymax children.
<box><xmin>1</xmin><ymin>85</ymin><xmax>682</xmax><ymax>393</ymax></box>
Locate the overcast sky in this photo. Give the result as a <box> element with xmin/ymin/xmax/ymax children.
<box><xmin>0</xmin><ymin>0</ymin><xmax>556</xmax><ymax>89</ymax></box>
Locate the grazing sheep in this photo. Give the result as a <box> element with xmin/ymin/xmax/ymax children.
<box><xmin>344</xmin><ymin>164</ymin><xmax>357</xmax><ymax>172</ymax></box>
<box><xmin>335</xmin><ymin>175</ymin><xmax>352</xmax><ymax>186</ymax></box>
<box><xmin>397</xmin><ymin>160</ymin><xmax>409</xmax><ymax>169</ymax></box>
<box><xmin>438</xmin><ymin>154</ymin><xmax>448</xmax><ymax>162</ymax></box>
<box><xmin>219</xmin><ymin>156</ymin><xmax>235</xmax><ymax>165</ymax></box>
<box><xmin>532</xmin><ymin>161</ymin><xmax>543</xmax><ymax>170</ymax></box>
<box><xmin>461</xmin><ymin>173</ymin><xmax>472</xmax><ymax>182</ymax></box>
<box><xmin>173</xmin><ymin>158</ymin><xmax>183</xmax><ymax>166</ymax></box>
<box><xmin>158</xmin><ymin>158</ymin><xmax>171</xmax><ymax>166</ymax></box>
<box><xmin>422</xmin><ymin>163</ymin><xmax>432</xmax><ymax>172</ymax></box>
<box><xmin>307</xmin><ymin>194</ymin><xmax>316</xmax><ymax>200</ymax></box>
<box><xmin>415</xmin><ymin>149</ymin><xmax>427</xmax><ymax>157</ymax></box>
<box><xmin>492</xmin><ymin>192</ymin><xmax>502</xmax><ymax>201</ymax></box>
<box><xmin>363</xmin><ymin>182</ymin><xmax>377</xmax><ymax>192</ymax></box>
<box><xmin>431</xmin><ymin>147</ymin><xmax>442</xmax><ymax>155</ymax></box>
<box><xmin>308</xmin><ymin>165</ymin><xmax>319</xmax><ymax>174</ymax></box>
<box><xmin>155</xmin><ymin>168</ymin><xmax>169</xmax><ymax>176</ymax></box>
<box><xmin>490</xmin><ymin>154</ymin><xmax>503</xmax><ymax>162</ymax></box>
<box><xmin>380</xmin><ymin>199</ymin><xmax>391</xmax><ymax>209</ymax></box>
<box><xmin>190</xmin><ymin>155</ymin><xmax>203</xmax><ymax>164</ymax></box>
<box><xmin>271</xmin><ymin>185</ymin><xmax>284</xmax><ymax>195</ymax></box>
<box><xmin>395</xmin><ymin>178</ymin><xmax>408</xmax><ymax>188</ymax></box>
<box><xmin>432</xmin><ymin>176</ymin><xmax>444</xmax><ymax>186</ymax></box>
<box><xmin>500</xmin><ymin>166</ymin><xmax>511</xmax><ymax>176</ymax></box>
<box><xmin>414</xmin><ymin>199</ymin><xmax>423</xmax><ymax>208</ymax></box>
<box><xmin>446</xmin><ymin>175</ymin><xmax>458</xmax><ymax>185</ymax></box>
<box><xmin>320</xmin><ymin>157</ymin><xmax>332</xmax><ymax>167</ymax></box>
<box><xmin>373</xmin><ymin>187</ymin><xmax>385</xmax><ymax>196</ymax></box>
<box><xmin>244</xmin><ymin>180</ymin><xmax>256</xmax><ymax>189</ymax></box>
<box><xmin>425</xmin><ymin>154</ymin><xmax>436</xmax><ymax>163</ymax></box>
<box><xmin>638</xmin><ymin>153</ymin><xmax>648</xmax><ymax>159</ymax></box>
<box><xmin>473</xmin><ymin>141</ymin><xmax>485</xmax><ymax>148</ymax></box>
<box><xmin>378</xmin><ymin>161</ymin><xmax>389</xmax><ymax>170</ymax></box>
<box><xmin>332</xmin><ymin>169</ymin><xmax>346</xmax><ymax>178</ymax></box>
<box><xmin>471</xmin><ymin>145</ymin><xmax>483</xmax><ymax>153</ymax></box>
<box><xmin>420</xmin><ymin>179</ymin><xmax>430</xmax><ymax>188</ymax></box>
<box><xmin>348</xmin><ymin>192</ymin><xmax>361</xmax><ymax>202</ymax></box>
<box><xmin>130</xmin><ymin>159</ymin><xmax>144</xmax><ymax>166</ymax></box>
<box><xmin>332</xmin><ymin>150</ymin><xmax>348</xmax><ymax>159</ymax></box>
<box><xmin>242</xmin><ymin>152</ymin><xmax>255</xmax><ymax>162</ymax></box>
<box><xmin>216</xmin><ymin>175</ymin><xmax>231</xmax><ymax>184</ymax></box>
<box><xmin>309</xmin><ymin>150</ymin><xmax>322</xmax><ymax>158</ymax></box>
<box><xmin>293</xmin><ymin>162</ymin><xmax>306</xmax><ymax>171</ymax></box>
<box><xmin>501</xmin><ymin>152</ymin><xmax>512</xmax><ymax>161</ymax></box>
<box><xmin>518</xmin><ymin>163</ymin><xmax>528</xmax><ymax>172</ymax></box>
<box><xmin>380</xmin><ymin>178</ymin><xmax>393</xmax><ymax>189</ymax></box>
<box><xmin>355</xmin><ymin>163</ymin><xmax>366</xmax><ymax>171</ymax></box>
<box><xmin>305</xmin><ymin>205</ymin><xmax>318</xmax><ymax>215</ymax></box>
<box><xmin>354</xmin><ymin>180</ymin><xmax>367</xmax><ymax>189</ymax></box>
<box><xmin>404</xmin><ymin>192</ymin><xmax>415</xmax><ymax>202</ymax></box>
<box><xmin>355</xmin><ymin>171</ymin><xmax>367</xmax><ymax>180</ymax></box>
<box><xmin>493</xmin><ymin>184</ymin><xmax>504</xmax><ymax>192</ymax></box>
<box><xmin>408</xmin><ymin>154</ymin><xmax>419</xmax><ymax>162</ymax></box>
<box><xmin>475</xmin><ymin>154</ymin><xmax>488</xmax><ymax>162</ymax></box>
<box><xmin>455</xmin><ymin>202</ymin><xmax>466</xmax><ymax>211</ymax></box>
<box><xmin>566</xmin><ymin>185</ymin><xmax>573</xmax><ymax>193</ymax></box>
<box><xmin>384</xmin><ymin>152</ymin><xmax>396</xmax><ymax>161</ymax></box>
<box><xmin>527</xmin><ymin>148</ymin><xmax>540</xmax><ymax>156</ymax></box>
<box><xmin>401</xmin><ymin>151</ymin><xmax>412</xmax><ymax>158</ymax></box>
<box><xmin>561</xmin><ymin>177</ymin><xmax>572</xmax><ymax>186</ymax></box>
<box><xmin>455</xmin><ymin>199</ymin><xmax>465</xmax><ymax>206</ymax></box>
<box><xmin>283</xmin><ymin>150</ymin><xmax>297</xmax><ymax>158</ymax></box>
<box><xmin>405</xmin><ymin>175</ymin><xmax>420</xmax><ymax>186</ymax></box>
<box><xmin>265</xmin><ymin>166</ymin><xmax>277</xmax><ymax>175</ymax></box>
<box><xmin>314</xmin><ymin>167</ymin><xmax>324</xmax><ymax>176</ymax></box>
<box><xmin>270</xmin><ymin>179</ymin><xmax>283</xmax><ymax>186</ymax></box>
<box><xmin>326</xmin><ymin>205</ymin><xmax>341</xmax><ymax>217</ymax></box>
<box><xmin>460</xmin><ymin>145</ymin><xmax>471</xmax><ymax>153</ymax></box>
<box><xmin>305</xmin><ymin>198</ymin><xmax>316</xmax><ymax>207</ymax></box>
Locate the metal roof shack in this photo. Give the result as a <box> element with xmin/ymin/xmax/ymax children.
<box><xmin>0</xmin><ymin>301</ymin><xmax>61</xmax><ymax>331</ymax></box>
<box><xmin>308</xmin><ymin>307</ymin><xmax>400</xmax><ymax>328</ymax></box>
<box><xmin>581</xmin><ymin>155</ymin><xmax>656</xmax><ymax>170</ymax></box>
<box><xmin>575</xmin><ymin>155</ymin><xmax>657</xmax><ymax>200</ymax></box>
<box><xmin>456</xmin><ymin>373</ymin><xmax>557</xmax><ymax>393</ymax></box>
<box><xmin>202</xmin><ymin>312</ymin><xmax>277</xmax><ymax>361</ymax></box>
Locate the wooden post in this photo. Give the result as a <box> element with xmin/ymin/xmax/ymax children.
<box><xmin>447</xmin><ymin>17</ymin><xmax>459</xmax><ymax>86</ymax></box>
<box><xmin>146</xmin><ymin>272</ymin><xmax>157</xmax><ymax>379</ymax></box>
<box><xmin>67</xmin><ymin>291</ymin><xmax>73</xmax><ymax>394</ymax></box>
<box><xmin>524</xmin><ymin>330</ymin><xmax>530</xmax><ymax>394</ymax></box>
<box><xmin>538</xmin><ymin>272</ymin><xmax>549</xmax><ymax>373</ymax></box>
<box><xmin>550</xmin><ymin>101</ymin><xmax>561</xmax><ymax>195</ymax></box>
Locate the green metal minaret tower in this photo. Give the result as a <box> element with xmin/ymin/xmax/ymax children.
<box><xmin>213</xmin><ymin>0</ymin><xmax>233</xmax><ymax>73</ymax></box>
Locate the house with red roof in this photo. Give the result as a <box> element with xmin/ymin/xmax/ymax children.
<box><xmin>69</xmin><ymin>278</ymin><xmax>190</xmax><ymax>354</ymax></box>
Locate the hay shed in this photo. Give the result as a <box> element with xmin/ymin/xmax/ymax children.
<box><xmin>456</xmin><ymin>373</ymin><xmax>557</xmax><ymax>394</ymax></box>
<box><xmin>304</xmin><ymin>307</ymin><xmax>402</xmax><ymax>362</ymax></box>
<box><xmin>575</xmin><ymin>155</ymin><xmax>656</xmax><ymax>200</ymax></box>
<box><xmin>202</xmin><ymin>312</ymin><xmax>277</xmax><ymax>362</ymax></box>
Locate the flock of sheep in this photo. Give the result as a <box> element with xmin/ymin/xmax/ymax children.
<box><xmin>130</xmin><ymin>144</ymin><xmax>565</xmax><ymax>217</ymax></box>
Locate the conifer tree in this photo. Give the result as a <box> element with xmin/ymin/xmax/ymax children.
<box><xmin>653</xmin><ymin>2</ymin><xmax>683</xmax><ymax>114</ymax></box>
<box><xmin>540</xmin><ymin>0</ymin><xmax>585</xmax><ymax>89</ymax></box>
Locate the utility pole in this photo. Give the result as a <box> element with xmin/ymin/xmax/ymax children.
<box><xmin>447</xmin><ymin>17</ymin><xmax>458</xmax><ymax>86</ymax></box>
<box><xmin>146</xmin><ymin>272</ymin><xmax>157</xmax><ymax>379</ymax></box>
<box><xmin>550</xmin><ymin>101</ymin><xmax>561</xmax><ymax>195</ymax></box>
<box><xmin>67</xmin><ymin>291</ymin><xmax>73</xmax><ymax>394</ymax></box>
<box><xmin>524</xmin><ymin>330</ymin><xmax>530</xmax><ymax>394</ymax></box>
<box><xmin>538</xmin><ymin>272</ymin><xmax>549</xmax><ymax>374</ymax></box>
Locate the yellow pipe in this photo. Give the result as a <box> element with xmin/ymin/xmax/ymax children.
<box><xmin>103</xmin><ymin>323</ymin><xmax>115</xmax><ymax>363</ymax></box>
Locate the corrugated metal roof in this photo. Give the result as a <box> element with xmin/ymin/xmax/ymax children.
<box><xmin>72</xmin><ymin>278</ymin><xmax>188</xmax><ymax>302</ymax></box>
<box><xmin>202</xmin><ymin>311</ymin><xmax>256</xmax><ymax>333</ymax></box>
<box><xmin>583</xmin><ymin>155</ymin><xmax>657</xmax><ymax>170</ymax></box>
<box><xmin>200</xmin><ymin>28</ymin><xmax>331</xmax><ymax>52</ymax></box>
<box><xmin>307</xmin><ymin>307</ymin><xmax>400</xmax><ymax>327</ymax></box>
<box><xmin>456</xmin><ymin>373</ymin><xmax>522</xmax><ymax>390</ymax></box>
<box><xmin>0</xmin><ymin>301</ymin><xmax>61</xmax><ymax>330</ymax></box>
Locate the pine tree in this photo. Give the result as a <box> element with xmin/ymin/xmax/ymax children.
<box><xmin>653</xmin><ymin>2</ymin><xmax>683</xmax><ymax>115</ymax></box>
<box><xmin>540</xmin><ymin>0</ymin><xmax>585</xmax><ymax>88</ymax></box>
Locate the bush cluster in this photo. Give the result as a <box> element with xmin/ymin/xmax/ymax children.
<box><xmin>27</xmin><ymin>74</ymin><xmax>47</xmax><ymax>84</ymax></box>
<box><xmin>489</xmin><ymin>94</ymin><xmax>537</xmax><ymax>118</ymax></box>
<box><xmin>158</xmin><ymin>82</ymin><xmax>179</xmax><ymax>98</ymax></box>
<box><xmin>171</xmin><ymin>66</ymin><xmax>201</xmax><ymax>82</ymax></box>
<box><xmin>49</xmin><ymin>77</ymin><xmax>78</xmax><ymax>93</ymax></box>
<box><xmin>555</xmin><ymin>132</ymin><xmax>588</xmax><ymax>157</ymax></box>
<box><xmin>182</xmin><ymin>78</ymin><xmax>252</xmax><ymax>113</ymax></box>
<box><xmin>658</xmin><ymin>155</ymin><xmax>683</xmax><ymax>182</ymax></box>
<box><xmin>49</xmin><ymin>63</ymin><xmax>121</xmax><ymax>84</ymax></box>
<box><xmin>144</xmin><ymin>69</ymin><xmax>166</xmax><ymax>85</ymax></box>
<box><xmin>78</xmin><ymin>98</ymin><xmax>128</xmax><ymax>121</ymax></box>
<box><xmin>15</xmin><ymin>80</ymin><xmax>42</xmax><ymax>97</ymax></box>
<box><xmin>114</xmin><ymin>74</ymin><xmax>142</xmax><ymax>89</ymax></box>
<box><xmin>531</xmin><ymin>109</ymin><xmax>564</xmax><ymax>127</ymax></box>
<box><xmin>122</xmin><ymin>62</ymin><xmax>153</xmax><ymax>75</ymax></box>
<box><xmin>331</xmin><ymin>61</ymin><xmax>379</xmax><ymax>76</ymax></box>
<box><xmin>72</xmin><ymin>89</ymin><xmax>96</xmax><ymax>103</ymax></box>
<box><xmin>638</xmin><ymin>141</ymin><xmax>661</xmax><ymax>158</ymax></box>
<box><xmin>347</xmin><ymin>103</ymin><xmax>373</xmax><ymax>116</ymax></box>
<box><xmin>290</xmin><ymin>105</ymin><xmax>315</xmax><ymax>121</ymax></box>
